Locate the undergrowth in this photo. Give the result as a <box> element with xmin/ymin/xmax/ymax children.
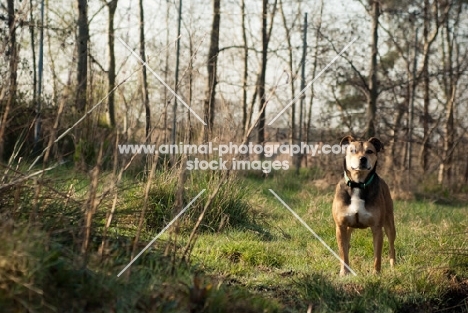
<box><xmin>0</xmin><ymin>166</ymin><xmax>467</xmax><ymax>312</ymax></box>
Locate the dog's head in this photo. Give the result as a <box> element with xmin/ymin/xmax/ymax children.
<box><xmin>340</xmin><ymin>136</ymin><xmax>383</xmax><ymax>181</ymax></box>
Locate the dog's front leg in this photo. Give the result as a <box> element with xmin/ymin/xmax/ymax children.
<box><xmin>336</xmin><ymin>225</ymin><xmax>350</xmax><ymax>276</ymax></box>
<box><xmin>371</xmin><ymin>226</ymin><xmax>383</xmax><ymax>274</ymax></box>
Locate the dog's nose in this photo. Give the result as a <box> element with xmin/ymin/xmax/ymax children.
<box><xmin>359</xmin><ymin>156</ymin><xmax>367</xmax><ymax>164</ymax></box>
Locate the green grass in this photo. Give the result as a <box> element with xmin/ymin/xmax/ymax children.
<box><xmin>1</xmin><ymin>166</ymin><xmax>467</xmax><ymax>312</ymax></box>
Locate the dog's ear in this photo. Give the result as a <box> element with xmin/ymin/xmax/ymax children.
<box><xmin>340</xmin><ymin>135</ymin><xmax>355</xmax><ymax>146</ymax></box>
<box><xmin>368</xmin><ymin>137</ymin><xmax>384</xmax><ymax>152</ymax></box>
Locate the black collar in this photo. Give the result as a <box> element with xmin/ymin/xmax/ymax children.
<box><xmin>344</xmin><ymin>171</ymin><xmax>376</xmax><ymax>189</ymax></box>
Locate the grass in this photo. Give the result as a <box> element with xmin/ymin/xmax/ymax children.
<box><xmin>1</xmin><ymin>166</ymin><xmax>467</xmax><ymax>312</ymax></box>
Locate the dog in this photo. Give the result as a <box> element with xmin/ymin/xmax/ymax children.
<box><xmin>332</xmin><ymin>136</ymin><xmax>395</xmax><ymax>276</ymax></box>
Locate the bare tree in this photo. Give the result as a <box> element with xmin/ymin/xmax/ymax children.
<box><xmin>438</xmin><ymin>1</ymin><xmax>461</xmax><ymax>185</ymax></box>
<box><xmin>33</xmin><ymin>0</ymin><xmax>45</xmax><ymax>156</ymax></box>
<box><xmin>7</xmin><ymin>0</ymin><xmax>17</xmax><ymax>102</ymax></box>
<box><xmin>76</xmin><ymin>0</ymin><xmax>88</xmax><ymax>112</ymax></box>
<box><xmin>29</xmin><ymin>0</ymin><xmax>37</xmax><ymax>107</ymax></box>
<box><xmin>241</xmin><ymin>0</ymin><xmax>249</xmax><ymax>135</ymax></box>
<box><xmin>366</xmin><ymin>0</ymin><xmax>379</xmax><ymax>138</ymax></box>
<box><xmin>279</xmin><ymin>0</ymin><xmax>298</xmax><ymax>146</ymax></box>
<box><xmin>257</xmin><ymin>0</ymin><xmax>277</xmax><ymax>148</ymax></box>
<box><xmin>305</xmin><ymin>0</ymin><xmax>323</xmax><ymax>147</ymax></box>
<box><xmin>139</xmin><ymin>0</ymin><xmax>151</xmax><ymax>140</ymax></box>
<box><xmin>106</xmin><ymin>0</ymin><xmax>118</xmax><ymax>128</ymax></box>
<box><xmin>0</xmin><ymin>0</ymin><xmax>17</xmax><ymax>159</ymax></box>
<box><xmin>418</xmin><ymin>0</ymin><xmax>448</xmax><ymax>173</ymax></box>
<box><xmin>421</xmin><ymin>0</ymin><xmax>431</xmax><ymax>172</ymax></box>
<box><xmin>203</xmin><ymin>0</ymin><xmax>221</xmax><ymax>140</ymax></box>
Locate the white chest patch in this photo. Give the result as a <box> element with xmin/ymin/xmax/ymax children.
<box><xmin>347</xmin><ymin>188</ymin><xmax>366</xmax><ymax>216</ymax></box>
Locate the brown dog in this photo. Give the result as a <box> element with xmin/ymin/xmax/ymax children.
<box><xmin>332</xmin><ymin>136</ymin><xmax>396</xmax><ymax>276</ymax></box>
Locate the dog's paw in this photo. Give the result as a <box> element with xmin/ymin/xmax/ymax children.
<box><xmin>339</xmin><ymin>269</ymin><xmax>350</xmax><ymax>277</ymax></box>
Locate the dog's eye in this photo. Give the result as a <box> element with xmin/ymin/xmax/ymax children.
<box><xmin>366</xmin><ymin>150</ymin><xmax>374</xmax><ymax>154</ymax></box>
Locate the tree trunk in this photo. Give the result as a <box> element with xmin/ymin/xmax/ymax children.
<box><xmin>76</xmin><ymin>0</ymin><xmax>88</xmax><ymax>112</ymax></box>
<box><xmin>7</xmin><ymin>0</ymin><xmax>17</xmax><ymax>95</ymax></box>
<box><xmin>203</xmin><ymin>0</ymin><xmax>221</xmax><ymax>140</ymax></box>
<box><xmin>33</xmin><ymin>0</ymin><xmax>45</xmax><ymax>156</ymax></box>
<box><xmin>366</xmin><ymin>0</ymin><xmax>379</xmax><ymax>138</ymax></box>
<box><xmin>139</xmin><ymin>0</ymin><xmax>151</xmax><ymax>140</ymax></box>
<box><xmin>306</xmin><ymin>0</ymin><xmax>323</xmax><ymax>148</ymax></box>
<box><xmin>297</xmin><ymin>12</ymin><xmax>307</xmax><ymax>172</ymax></box>
<box><xmin>418</xmin><ymin>0</ymin><xmax>446</xmax><ymax>173</ymax></box>
<box><xmin>0</xmin><ymin>0</ymin><xmax>17</xmax><ymax>160</ymax></box>
<box><xmin>257</xmin><ymin>0</ymin><xmax>269</xmax><ymax>148</ymax></box>
<box><xmin>186</xmin><ymin>33</ymin><xmax>194</xmax><ymax>143</ymax></box>
<box><xmin>29</xmin><ymin>0</ymin><xmax>37</xmax><ymax>109</ymax></box>
<box><xmin>107</xmin><ymin>0</ymin><xmax>118</xmax><ymax>128</ymax></box>
<box><xmin>438</xmin><ymin>3</ymin><xmax>460</xmax><ymax>185</ymax></box>
<box><xmin>241</xmin><ymin>0</ymin><xmax>249</xmax><ymax>137</ymax></box>
<box><xmin>279</xmin><ymin>0</ymin><xmax>296</xmax><ymax>149</ymax></box>
<box><xmin>438</xmin><ymin>27</ymin><xmax>455</xmax><ymax>185</ymax></box>
<box><xmin>172</xmin><ymin>0</ymin><xmax>182</xmax><ymax>146</ymax></box>
<box><xmin>163</xmin><ymin>3</ymin><xmax>170</xmax><ymax>144</ymax></box>
<box><xmin>421</xmin><ymin>0</ymin><xmax>430</xmax><ymax>173</ymax></box>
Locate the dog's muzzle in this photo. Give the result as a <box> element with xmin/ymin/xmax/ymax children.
<box><xmin>350</xmin><ymin>157</ymin><xmax>372</xmax><ymax>171</ymax></box>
